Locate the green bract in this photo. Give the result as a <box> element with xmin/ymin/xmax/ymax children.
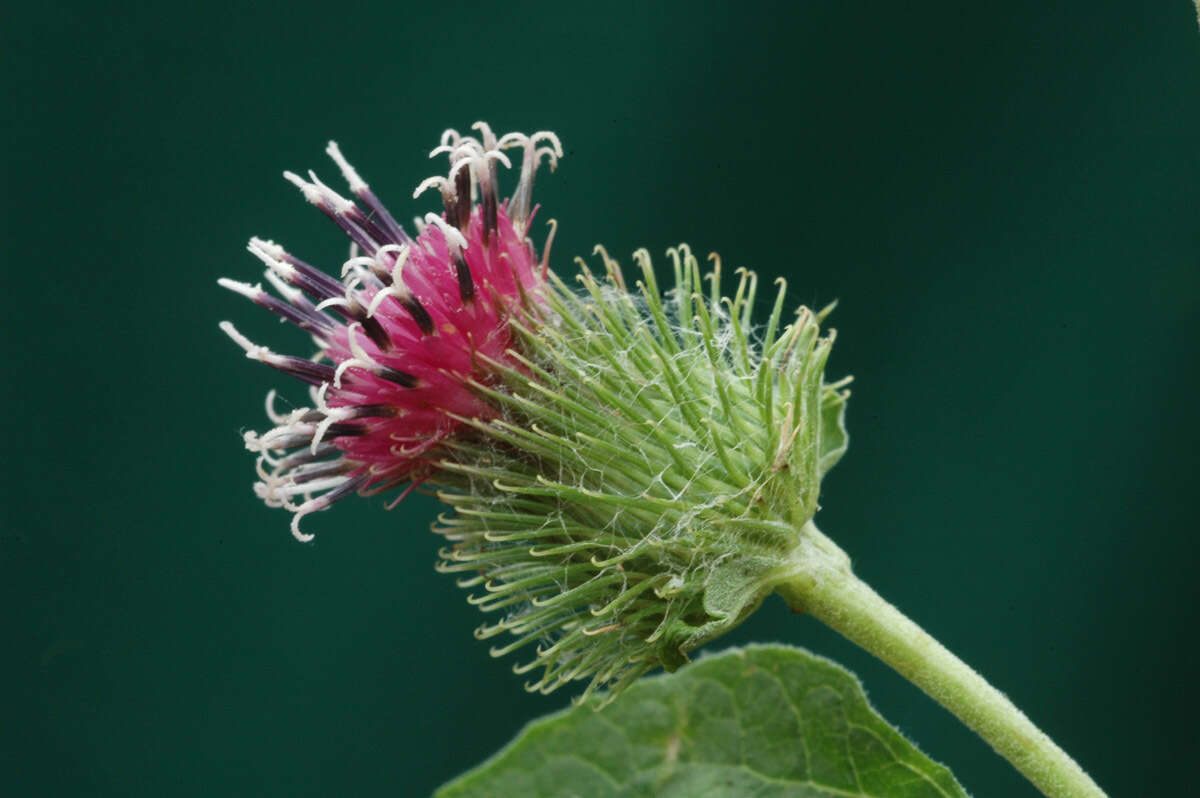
<box><xmin>433</xmin><ymin>245</ymin><xmax>850</xmax><ymax>699</ymax></box>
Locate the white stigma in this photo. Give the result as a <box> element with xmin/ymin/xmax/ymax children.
<box><xmin>263</xmin><ymin>389</ymin><xmax>291</xmax><ymax>424</ymax></box>
<box><xmin>423</xmin><ymin>212</ymin><xmax>469</xmax><ymax>252</ymax></box>
<box><xmin>249</xmin><ymin>237</ymin><xmax>286</xmax><ymax>260</ymax></box>
<box><xmin>314</xmin><ymin>295</ymin><xmax>352</xmax><ymax>313</ymax></box>
<box><xmin>306</xmin><ymin>169</ymin><xmax>356</xmax><ymax>214</ymax></box>
<box><xmin>363</xmin><ymin>245</ymin><xmax>411</xmax><ymax>318</ymax></box>
<box><xmin>217</xmin><ymin>277</ymin><xmax>263</xmax><ymax>302</ymax></box>
<box><xmin>412</xmin><ymin>174</ymin><xmax>451</xmax><ymax>200</ymax></box>
<box><xmin>262</xmin><ymin>270</ymin><xmax>304</xmax><ymax>304</ymax></box>
<box><xmin>325</xmin><ymin>141</ymin><xmax>368</xmax><ymax>194</ymax></box>
<box><xmin>220</xmin><ymin>321</ymin><xmax>268</xmax><ymax>359</ymax></box>
<box><xmin>220</xmin><ymin>321</ymin><xmax>293</xmax><ymax>372</ymax></box>
<box><xmin>283</xmin><ymin>171</ymin><xmax>325</xmax><ymax>206</ymax></box>
<box><xmin>331</xmin><ymin>322</ymin><xmax>386</xmax><ymax>390</ymax></box>
<box><xmin>345</xmin><ymin>322</ymin><xmax>384</xmax><ymax>368</ymax></box>
<box><xmin>248</xmin><ymin>239</ymin><xmax>298</xmax><ymax>282</ymax></box>
<box><xmin>289</xmin><ymin>500</ymin><xmax>320</xmax><ymax>543</ymax></box>
<box><xmin>340</xmin><ymin>255</ymin><xmax>378</xmax><ymax>279</ymax></box>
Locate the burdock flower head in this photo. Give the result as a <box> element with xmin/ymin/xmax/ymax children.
<box><xmin>222</xmin><ymin>123</ymin><xmax>1111</xmax><ymax>798</ymax></box>
<box><xmin>220</xmin><ymin>123</ymin><xmax>849</xmax><ymax>698</ymax></box>
<box><xmin>220</xmin><ymin>124</ymin><xmax>562</xmax><ymax>541</ymax></box>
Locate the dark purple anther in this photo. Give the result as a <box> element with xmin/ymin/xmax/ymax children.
<box><xmin>317</xmin><ymin>473</ymin><xmax>369</xmax><ymax>504</ymax></box>
<box><xmin>257</xmin><ymin>292</ymin><xmax>334</xmax><ymax>335</ymax></box>
<box><xmin>377</xmin><ymin>367</ymin><xmax>419</xmax><ymax>389</ymax></box>
<box><xmin>359</xmin><ymin>314</ymin><xmax>392</xmax><ymax>351</ymax></box>
<box><xmin>323</xmin><ymin>422</ymin><xmax>368</xmax><ymax>439</ymax></box>
<box><xmin>354</xmin><ymin>187</ymin><xmax>409</xmax><ymax>244</ymax></box>
<box><xmin>454</xmin><ymin>166</ymin><xmax>472</xmax><ymax>231</ymax></box>
<box><xmin>290</xmin><ymin>460</ymin><xmax>357</xmax><ymax>484</ymax></box>
<box><xmin>279</xmin><ymin>253</ymin><xmax>345</xmax><ymax>300</ymax></box>
<box><xmin>455</xmin><ymin>254</ymin><xmax>475</xmax><ymax>303</ymax></box>
<box><xmin>271</xmin><ymin>357</ymin><xmax>337</xmax><ymax>387</ymax></box>
<box><xmin>345</xmin><ymin>404</ymin><xmax>402</xmax><ymax>418</ymax></box>
<box><xmin>441</xmin><ymin>190</ymin><xmax>457</xmax><ymax>229</ymax></box>
<box><xmin>274</xmin><ymin>443</ymin><xmax>339</xmax><ymax>471</ymax></box>
<box><xmin>345</xmin><ymin>205</ymin><xmax>396</xmax><ymax>249</ymax></box>
<box><xmin>481</xmin><ymin>186</ymin><xmax>497</xmax><ymax>245</ymax></box>
<box><xmin>400</xmin><ymin>297</ymin><xmax>435</xmax><ymax>335</ymax></box>
<box><xmin>300</xmin><ymin>190</ymin><xmax>382</xmax><ymax>255</ymax></box>
<box><xmin>369</xmin><ymin>260</ymin><xmax>394</xmax><ymax>287</ymax></box>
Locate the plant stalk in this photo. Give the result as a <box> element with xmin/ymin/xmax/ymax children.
<box><xmin>775</xmin><ymin>521</ymin><xmax>1106</xmax><ymax>798</ymax></box>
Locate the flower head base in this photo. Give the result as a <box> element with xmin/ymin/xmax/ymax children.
<box><xmin>220</xmin><ymin>124</ymin><xmax>562</xmax><ymax>540</ymax></box>
<box><xmin>432</xmin><ymin>246</ymin><xmax>850</xmax><ymax>700</ymax></box>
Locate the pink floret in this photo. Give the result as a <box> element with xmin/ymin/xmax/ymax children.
<box><xmin>325</xmin><ymin>204</ymin><xmax>543</xmax><ymax>488</ymax></box>
<box><xmin>220</xmin><ymin>124</ymin><xmax>562</xmax><ymax>540</ymax></box>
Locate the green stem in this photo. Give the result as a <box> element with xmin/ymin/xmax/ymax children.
<box><xmin>775</xmin><ymin>521</ymin><xmax>1106</xmax><ymax>798</ymax></box>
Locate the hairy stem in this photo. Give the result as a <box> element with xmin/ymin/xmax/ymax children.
<box><xmin>775</xmin><ymin>522</ymin><xmax>1106</xmax><ymax>798</ymax></box>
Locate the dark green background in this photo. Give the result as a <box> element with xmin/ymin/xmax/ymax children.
<box><xmin>4</xmin><ymin>2</ymin><xmax>1198</xmax><ymax>796</ymax></box>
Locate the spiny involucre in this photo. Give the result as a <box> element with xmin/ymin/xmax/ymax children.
<box><xmin>220</xmin><ymin>124</ymin><xmax>851</xmax><ymax>700</ymax></box>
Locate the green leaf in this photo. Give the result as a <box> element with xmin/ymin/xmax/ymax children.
<box><xmin>436</xmin><ymin>644</ymin><xmax>968</xmax><ymax>798</ymax></box>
